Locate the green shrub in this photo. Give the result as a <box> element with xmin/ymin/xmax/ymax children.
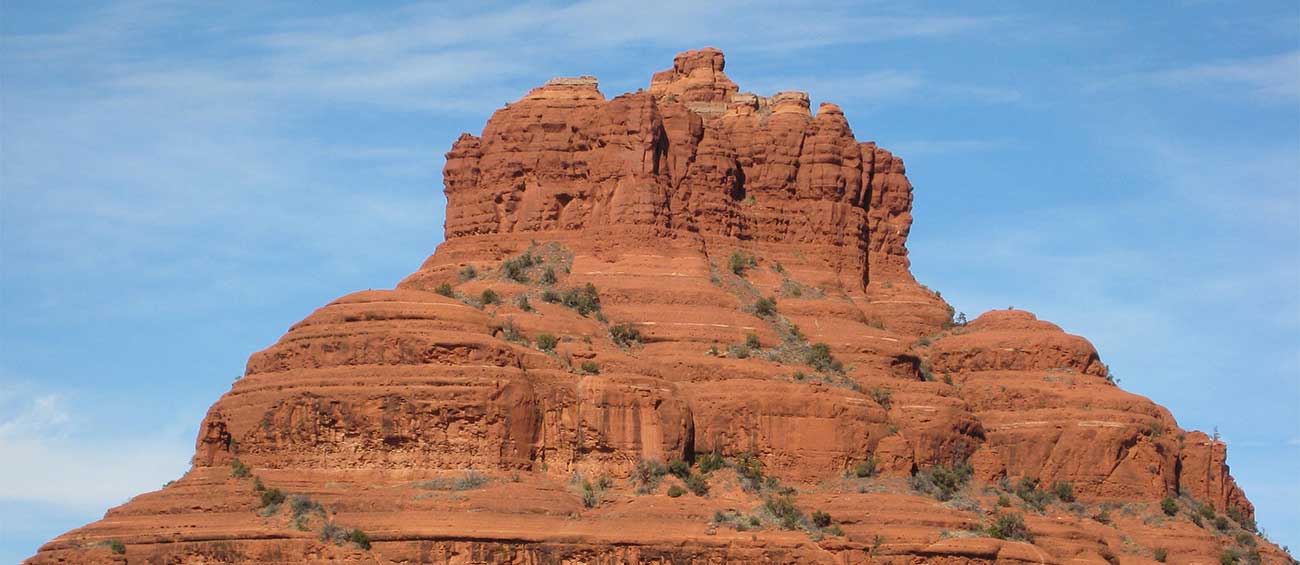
<box><xmin>732</xmin><ymin>452</ymin><xmax>765</xmax><ymax>492</ymax></box>
<box><xmin>1215</xmin><ymin>515</ymin><xmax>1230</xmax><ymax>531</ymax></box>
<box><xmin>667</xmin><ymin>485</ymin><xmax>686</xmax><ymax>497</ymax></box>
<box><xmin>632</xmin><ymin>460</ymin><xmax>668</xmax><ymax>493</ymax></box>
<box><xmin>806</xmin><ymin>343</ymin><xmax>843</xmax><ymax>373</ymax></box>
<box><xmin>536</xmin><ymin>333</ymin><xmax>558</xmax><ymax>352</ymax></box>
<box><xmin>1161</xmin><ymin>497</ymin><xmax>1178</xmax><ymax>516</ymax></box>
<box><xmin>1220</xmin><ymin>549</ymin><xmax>1239</xmax><ymax>565</ymax></box>
<box><xmin>459</xmin><ymin>265</ymin><xmax>477</xmax><ymax>280</ymax></box>
<box><xmin>697</xmin><ymin>451</ymin><xmax>725</xmax><ymax>473</ymax></box>
<box><xmin>668</xmin><ymin>460</ymin><xmax>690</xmax><ymax>479</ymax></box>
<box><xmin>729</xmin><ymin>250</ymin><xmax>756</xmax><ymax>276</ymax></box>
<box><xmin>745</xmin><ymin>333</ymin><xmax>761</xmax><ymax>349</ymax></box>
<box><xmin>1154</xmin><ymin>548</ymin><xmax>1168</xmax><ymax>562</ymax></box>
<box><xmin>728</xmin><ymin>344</ymin><xmax>750</xmax><ymax>359</ymax></box>
<box><xmin>852</xmin><ymin>457</ymin><xmax>878</xmax><ymax>478</ymax></box>
<box><xmin>288</xmin><ymin>495</ymin><xmax>324</xmax><ymax>518</ymax></box>
<box><xmin>986</xmin><ymin>513</ymin><xmax>1032</xmax><ymax>541</ymax></box>
<box><xmin>909</xmin><ymin>462</ymin><xmax>973</xmax><ymax>501</ymax></box>
<box><xmin>580</xmin><ymin>361</ymin><xmax>600</xmax><ymax>375</ymax></box>
<box><xmin>480</xmin><ymin>288</ymin><xmax>500</xmax><ymax>305</ymax></box>
<box><xmin>753</xmin><ymin>296</ymin><xmax>777</xmax><ymax>317</ymax></box>
<box><xmin>230</xmin><ymin>459</ymin><xmax>251</xmax><ymax>479</ymax></box>
<box><xmin>1093</xmin><ymin>509</ymin><xmax>1112</xmax><ymax>524</ymax></box>
<box><xmin>581</xmin><ymin>479</ymin><xmax>604</xmax><ymax>508</ymax></box>
<box><xmin>541</xmin><ymin>289</ymin><xmax>561</xmax><ymax>303</ymax></box>
<box><xmin>1045</xmin><ymin>480</ymin><xmax>1076</xmax><ymax>501</ymax></box>
<box><xmin>253</xmin><ymin>476</ymin><xmax>266</xmax><ymax>492</ymax></box>
<box><xmin>684</xmin><ymin>473</ymin><xmax>710</xmax><ymax>496</ymax></box>
<box><xmin>1227</xmin><ymin>506</ymin><xmax>1257</xmax><ymax>532</ymax></box>
<box><xmin>435</xmin><ymin>283</ymin><xmax>455</xmax><ymax>297</ymax></box>
<box><xmin>501</xmin><ymin>252</ymin><xmax>536</xmax><ymax>282</ymax></box>
<box><xmin>561</xmin><ymin>284</ymin><xmax>601</xmax><ymax>316</ymax></box>
<box><xmin>515</xmin><ymin>294</ymin><xmax>533</xmax><ymax>312</ymax></box>
<box><xmin>415</xmin><ymin>471</ymin><xmax>489</xmax><ymax>491</ymax></box>
<box><xmin>997</xmin><ymin>494</ymin><xmax>1012</xmax><ymax>507</ymax></box>
<box><xmin>1015</xmin><ymin>477</ymin><xmax>1054</xmax><ymax>511</ymax></box>
<box><xmin>1199</xmin><ymin>502</ymin><xmax>1216</xmax><ymax>519</ymax></box>
<box><xmin>261</xmin><ymin>487</ymin><xmax>286</xmax><ymax>508</ymax></box>
<box><xmin>763</xmin><ymin>495</ymin><xmax>804</xmax><ymax>530</ymax></box>
<box><xmin>108</xmin><ymin>540</ymin><xmax>126</xmax><ymax>554</ymax></box>
<box><xmin>610</xmin><ymin>324</ymin><xmax>642</xmax><ymax>347</ymax></box>
<box><xmin>347</xmin><ymin>529</ymin><xmax>371</xmax><ymax>550</ymax></box>
<box><xmin>539</xmin><ymin>266</ymin><xmax>557</xmax><ymax>285</ymax></box>
<box><xmin>868</xmin><ymin>387</ymin><xmax>892</xmax><ymax>409</ymax></box>
<box><xmin>811</xmin><ymin>510</ymin><xmax>832</xmax><ymax>528</ymax></box>
<box><xmin>320</xmin><ymin>522</ymin><xmax>346</xmax><ymax>543</ymax></box>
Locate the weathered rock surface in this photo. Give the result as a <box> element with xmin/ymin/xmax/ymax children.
<box><xmin>28</xmin><ymin>48</ymin><xmax>1290</xmax><ymax>565</ymax></box>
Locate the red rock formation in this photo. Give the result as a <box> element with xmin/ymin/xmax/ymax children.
<box><xmin>28</xmin><ymin>49</ymin><xmax>1290</xmax><ymax>565</ymax></box>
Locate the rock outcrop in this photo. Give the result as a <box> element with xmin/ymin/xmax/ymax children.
<box><xmin>28</xmin><ymin>48</ymin><xmax>1289</xmax><ymax>565</ymax></box>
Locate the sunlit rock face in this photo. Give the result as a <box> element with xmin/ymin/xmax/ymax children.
<box><xmin>28</xmin><ymin>48</ymin><xmax>1285</xmax><ymax>565</ymax></box>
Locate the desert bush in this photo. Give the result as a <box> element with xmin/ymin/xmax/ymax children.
<box><xmin>1161</xmin><ymin>497</ymin><xmax>1178</xmax><ymax>516</ymax></box>
<box><xmin>108</xmin><ymin>540</ymin><xmax>126</xmax><ymax>554</ymax></box>
<box><xmin>733</xmin><ymin>452</ymin><xmax>765</xmax><ymax>492</ymax></box>
<box><xmin>541</xmin><ymin>289</ymin><xmax>561</xmax><ymax>303</ymax></box>
<box><xmin>610</xmin><ymin>324</ymin><xmax>642</xmax><ymax>347</ymax></box>
<box><xmin>632</xmin><ymin>460</ymin><xmax>667</xmax><ymax>493</ymax></box>
<box><xmin>1227</xmin><ymin>506</ymin><xmax>1257</xmax><ymax>532</ymax></box>
<box><xmin>910</xmin><ymin>462</ymin><xmax>973</xmax><ymax>501</ymax></box>
<box><xmin>480</xmin><ymin>289</ymin><xmax>500</xmax><ymax>305</ymax></box>
<box><xmin>230</xmin><ymin>459</ymin><xmax>251</xmax><ymax>479</ymax></box>
<box><xmin>697</xmin><ymin>451</ymin><xmax>725</xmax><ymax>473</ymax></box>
<box><xmin>1215</xmin><ymin>515</ymin><xmax>1230</xmax><ymax>531</ymax></box>
<box><xmin>868</xmin><ymin>387</ymin><xmax>892</xmax><ymax>409</ymax></box>
<box><xmin>435</xmin><ymin>283</ymin><xmax>455</xmax><ymax>297</ymax></box>
<box><xmin>561</xmin><ymin>284</ymin><xmax>601</xmax><ymax>316</ymax></box>
<box><xmin>746</xmin><ymin>333</ymin><xmax>761</xmax><ymax>349</ymax></box>
<box><xmin>515</xmin><ymin>294</ymin><xmax>533</xmax><ymax>312</ymax></box>
<box><xmin>536</xmin><ymin>333</ymin><xmax>558</xmax><ymax>352</ymax></box>
<box><xmin>1154</xmin><ymin>548</ymin><xmax>1168</xmax><ymax>562</ymax></box>
<box><xmin>763</xmin><ymin>495</ymin><xmax>805</xmax><ymax>530</ymax></box>
<box><xmin>729</xmin><ymin>250</ymin><xmax>756</xmax><ymax>276</ymax></box>
<box><xmin>986</xmin><ymin>513</ymin><xmax>1032</xmax><ymax>541</ymax></box>
<box><xmin>685</xmin><ymin>473</ymin><xmax>710</xmax><ymax>496</ymax></box>
<box><xmin>852</xmin><ymin>457</ymin><xmax>878</xmax><ymax>478</ymax></box>
<box><xmin>667</xmin><ymin>485</ymin><xmax>686</xmax><ymax>497</ymax></box>
<box><xmin>1014</xmin><ymin>477</ymin><xmax>1054</xmax><ymax>511</ymax></box>
<box><xmin>580</xmin><ymin>361</ymin><xmax>600</xmax><ymax>375</ymax></box>
<box><xmin>501</xmin><ymin>252</ymin><xmax>536</xmax><ymax>282</ymax></box>
<box><xmin>539</xmin><ymin>266</ymin><xmax>557</xmax><ymax>285</ymax></box>
<box><xmin>997</xmin><ymin>494</ymin><xmax>1012</xmax><ymax>507</ymax></box>
<box><xmin>288</xmin><ymin>495</ymin><xmax>323</xmax><ymax>519</ymax></box>
<box><xmin>667</xmin><ymin>460</ymin><xmax>690</xmax><ymax>479</ymax></box>
<box><xmin>459</xmin><ymin>265</ymin><xmax>477</xmax><ymax>280</ymax></box>
<box><xmin>806</xmin><ymin>343</ymin><xmax>843</xmax><ymax>373</ymax></box>
<box><xmin>261</xmin><ymin>488</ymin><xmax>286</xmax><ymax>508</ymax></box>
<box><xmin>347</xmin><ymin>529</ymin><xmax>371</xmax><ymax>550</ymax></box>
<box><xmin>728</xmin><ymin>344</ymin><xmax>751</xmax><ymax>359</ymax></box>
<box><xmin>811</xmin><ymin>510</ymin><xmax>832</xmax><ymax>528</ymax></box>
<box><xmin>416</xmin><ymin>471</ymin><xmax>489</xmax><ymax>491</ymax></box>
<box><xmin>753</xmin><ymin>296</ymin><xmax>777</xmax><ymax>317</ymax></box>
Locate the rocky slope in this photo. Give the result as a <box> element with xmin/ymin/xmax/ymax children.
<box><xmin>28</xmin><ymin>48</ymin><xmax>1291</xmax><ymax>564</ymax></box>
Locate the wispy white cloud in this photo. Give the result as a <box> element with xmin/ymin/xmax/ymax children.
<box><xmin>1146</xmin><ymin>50</ymin><xmax>1300</xmax><ymax>102</ymax></box>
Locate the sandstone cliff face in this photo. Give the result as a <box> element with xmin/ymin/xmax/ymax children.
<box><xmin>29</xmin><ymin>48</ymin><xmax>1288</xmax><ymax>565</ymax></box>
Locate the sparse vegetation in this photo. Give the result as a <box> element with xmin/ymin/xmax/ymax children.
<box><xmin>997</xmin><ymin>494</ymin><xmax>1012</xmax><ymax>507</ymax></box>
<box><xmin>811</xmin><ymin>510</ymin><xmax>832</xmax><ymax>528</ymax></box>
<box><xmin>1161</xmin><ymin>497</ymin><xmax>1179</xmax><ymax>516</ymax></box>
<box><xmin>579</xmin><ymin>475</ymin><xmax>613</xmax><ymax>508</ymax></box>
<box><xmin>515</xmin><ymin>294</ymin><xmax>533</xmax><ymax>312</ymax></box>
<box><xmin>610</xmin><ymin>324</ymin><xmax>642</xmax><ymax>347</ymax></box>
<box><xmin>347</xmin><ymin>529</ymin><xmax>372</xmax><ymax>550</ymax></box>
<box><xmin>753</xmin><ymin>296</ymin><xmax>778</xmax><ymax>317</ymax></box>
<box><xmin>1154</xmin><ymin>548</ymin><xmax>1168</xmax><ymax>562</ymax></box>
<box><xmin>536</xmin><ymin>333</ymin><xmax>559</xmax><ymax>352</ymax></box>
<box><xmin>501</xmin><ymin>252</ymin><xmax>536</xmax><ymax>282</ymax></box>
<box><xmin>910</xmin><ymin>462</ymin><xmax>973</xmax><ymax>501</ymax></box>
<box><xmin>697</xmin><ymin>451</ymin><xmax>725</xmax><ymax>473</ymax></box>
<box><xmin>416</xmin><ymin>471</ymin><xmax>490</xmax><ymax>491</ymax></box>
<box><xmin>868</xmin><ymin>387</ymin><xmax>892</xmax><ymax>409</ymax></box>
<box><xmin>986</xmin><ymin>513</ymin><xmax>1032</xmax><ymax>541</ymax></box>
<box><xmin>667</xmin><ymin>485</ymin><xmax>686</xmax><ymax>497</ymax></box>
<box><xmin>551</xmin><ymin>283</ymin><xmax>601</xmax><ymax>316</ymax></box>
<box><xmin>668</xmin><ymin>460</ymin><xmax>690</xmax><ymax>479</ymax></box>
<box><xmin>632</xmin><ymin>459</ymin><xmax>668</xmax><ymax>494</ymax></box>
<box><xmin>435</xmin><ymin>282</ymin><xmax>455</xmax><ymax>297</ymax></box>
<box><xmin>852</xmin><ymin>457</ymin><xmax>879</xmax><ymax>478</ymax></box>
<box><xmin>459</xmin><ymin>265</ymin><xmax>478</xmax><ymax>280</ymax></box>
<box><xmin>763</xmin><ymin>495</ymin><xmax>805</xmax><ymax>530</ymax></box>
<box><xmin>580</xmin><ymin>361</ymin><xmax>600</xmax><ymax>375</ymax></box>
<box><xmin>480</xmin><ymin>288</ymin><xmax>501</xmax><ymax>305</ymax></box>
<box><xmin>539</xmin><ymin>266</ymin><xmax>557</xmax><ymax>285</ymax></box>
<box><xmin>230</xmin><ymin>459</ymin><xmax>251</xmax><ymax>479</ymax></box>
<box><xmin>728</xmin><ymin>343</ymin><xmax>751</xmax><ymax>359</ymax></box>
<box><xmin>684</xmin><ymin>473</ymin><xmax>710</xmax><ymax>496</ymax></box>
<box><xmin>806</xmin><ymin>342</ymin><xmax>843</xmax><ymax>373</ymax></box>
<box><xmin>261</xmin><ymin>487</ymin><xmax>286</xmax><ymax>508</ymax></box>
<box><xmin>745</xmin><ymin>333</ymin><xmax>761</xmax><ymax>349</ymax></box>
<box><xmin>729</xmin><ymin>250</ymin><xmax>757</xmax><ymax>276</ymax></box>
<box><xmin>107</xmin><ymin>540</ymin><xmax>126</xmax><ymax>554</ymax></box>
<box><xmin>1014</xmin><ymin>477</ymin><xmax>1054</xmax><ymax>511</ymax></box>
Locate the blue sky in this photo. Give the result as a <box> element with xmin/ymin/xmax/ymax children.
<box><xmin>1</xmin><ymin>1</ymin><xmax>1296</xmax><ymax>561</ymax></box>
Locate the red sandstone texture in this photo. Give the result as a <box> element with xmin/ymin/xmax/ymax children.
<box><xmin>29</xmin><ymin>48</ymin><xmax>1292</xmax><ymax>564</ymax></box>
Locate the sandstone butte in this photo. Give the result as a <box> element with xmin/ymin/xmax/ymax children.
<box><xmin>28</xmin><ymin>48</ymin><xmax>1294</xmax><ymax>565</ymax></box>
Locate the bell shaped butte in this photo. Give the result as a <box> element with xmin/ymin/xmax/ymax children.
<box><xmin>27</xmin><ymin>48</ymin><xmax>1291</xmax><ymax>565</ymax></box>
